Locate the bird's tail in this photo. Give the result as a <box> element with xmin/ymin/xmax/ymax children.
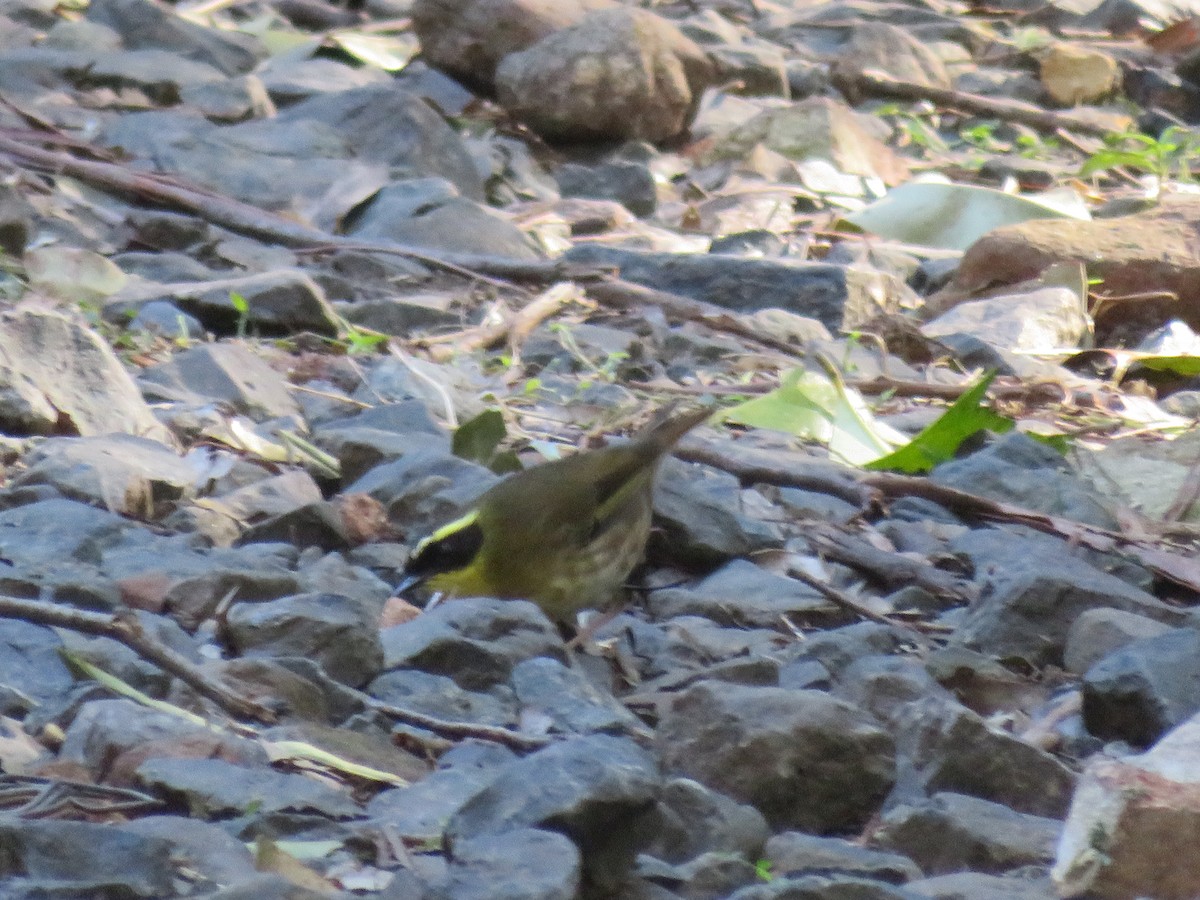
<box><xmin>636</xmin><ymin>404</ymin><xmax>713</xmax><ymax>456</ymax></box>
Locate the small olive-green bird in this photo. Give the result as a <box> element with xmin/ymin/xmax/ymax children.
<box><xmin>399</xmin><ymin>406</ymin><xmax>711</xmax><ymax>623</ymax></box>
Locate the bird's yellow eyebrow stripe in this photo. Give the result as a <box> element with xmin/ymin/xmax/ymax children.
<box><xmin>415</xmin><ymin>510</ymin><xmax>480</xmax><ymax>552</ymax></box>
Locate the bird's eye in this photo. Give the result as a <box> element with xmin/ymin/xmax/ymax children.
<box><xmin>407</xmin><ymin>521</ymin><xmax>485</xmax><ymax>575</ymax></box>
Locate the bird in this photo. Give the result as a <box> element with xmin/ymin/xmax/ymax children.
<box><xmin>398</xmin><ymin>405</ymin><xmax>712</xmax><ymax>624</ymax></box>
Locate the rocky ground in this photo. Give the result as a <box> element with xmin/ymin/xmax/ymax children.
<box><xmin>4</xmin><ymin>0</ymin><xmax>1200</xmax><ymax>897</ymax></box>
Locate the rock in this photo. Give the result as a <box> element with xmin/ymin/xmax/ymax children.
<box><xmin>657</xmin><ymin>681</ymin><xmax>894</xmax><ymax>832</ymax></box>
<box><xmin>59</xmin><ymin>698</ymin><xmax>264</xmax><ymax>782</ymax></box>
<box><xmin>652</xmin><ymin>459</ymin><xmax>782</xmax><ymax>566</ymax></box>
<box><xmin>85</xmin><ymin>0</ymin><xmax>264</xmax><ymax>75</ymax></box>
<box><xmin>119</xmin><ymin>815</ymin><xmax>258</xmax><ymax>888</ymax></box>
<box><xmin>510</xmin><ymin>656</ymin><xmax>643</xmax><ymax>736</ymax></box>
<box><xmin>136</xmin><ymin>756</ymin><xmax>361</xmax><ymax>820</ymax></box>
<box><xmin>647</xmin><ymin>778</ymin><xmax>770</xmax><ymax>865</ymax></box>
<box><xmin>922</xmin><ymin>287</ymin><xmax>1089</xmax><ymax>354</ymax></box>
<box><xmin>12</xmin><ymin>434</ymin><xmax>195</xmax><ymax>518</ymax></box>
<box><xmin>834</xmin><ymin>655</ymin><xmax>957</xmax><ymax>726</ymax></box>
<box><xmin>1081</xmin><ymin>627</ymin><xmax>1200</xmax><ymax>746</ymax></box>
<box><xmin>836</xmin><ymin>22</ymin><xmax>951</xmax><ymax>88</ymax></box>
<box><xmin>647</xmin><ymin>558</ymin><xmax>831</xmax><ymax>628</ymax></box>
<box><xmin>933</xmin><ymin>432</ymin><xmax>1115</xmax><ymax>528</ymax></box>
<box><xmin>0</xmin><ymin>620</ymin><xmax>75</xmax><ymax>715</ymax></box>
<box><xmin>708</xmin><ymin>42</ymin><xmax>790</xmax><ymax>97</ymax></box>
<box><xmin>108</xmin><ymin>269</ymin><xmax>341</xmax><ymax>336</ymax></box>
<box><xmin>636</xmin><ymin>851</ymin><xmax>758</xmax><ymax>898</ymax></box>
<box><xmin>786</xmin><ymin>622</ymin><xmax>908</xmax><ymax>681</ymax></box>
<box><xmin>447</xmin><ymin>734</ymin><xmax>661</xmax><ymax>890</ymax></box>
<box><xmin>948</xmin><ymin>528</ymin><xmax>1184</xmax><ymax>667</ymax></box>
<box><xmin>701</xmin><ymin>97</ymin><xmax>910</xmax><ymax>186</ymax></box>
<box><xmin>565</xmin><ymin>244</ymin><xmax>910</xmax><ymax>332</ymax></box>
<box><xmin>892</xmin><ymin>697</ymin><xmax>1076</xmax><ymax>818</ymax></box>
<box><xmin>412</xmin><ymin>0</ymin><xmax>615</xmax><ymax>92</ymax></box>
<box><xmin>907</xmin><ymin>872</ymin><xmax>1057</xmax><ymax>899</ymax></box>
<box><xmin>0</xmin><ymin>309</ymin><xmax>171</xmax><ymax>442</ymax></box>
<box><xmin>495</xmin><ymin>8</ymin><xmax>713</xmax><ymax>143</ymax></box>
<box><xmin>1053</xmin><ymin>712</ymin><xmax>1200</xmax><ymax>899</ymax></box>
<box><xmin>555</xmin><ymin>161</ymin><xmax>657</xmax><ymax>217</ymax></box>
<box><xmin>139</xmin><ymin>342</ymin><xmax>301</xmax><ymax>421</ymax></box>
<box><xmin>369</xmin><ymin>668</ymin><xmax>517</xmax><ymax>727</ymax></box>
<box><xmin>765</xmin><ymin>832</ymin><xmax>922</xmax><ymax>883</ymax></box>
<box><xmin>346</xmin><ymin>178</ymin><xmax>540</xmax><ymax>259</ymax></box>
<box><xmin>1063</xmin><ymin>607</ymin><xmax>1174</xmax><ymax>675</ymax></box>
<box><xmin>225</xmin><ymin>592</ymin><xmax>385</xmax><ymax>688</ymax></box>
<box><xmin>728</xmin><ymin>874</ymin><xmax>926</xmax><ymax>899</ymax></box>
<box><xmin>939</xmin><ymin>194</ymin><xmax>1200</xmax><ymax>345</ymax></box>
<box><xmin>871</xmin><ymin>792</ymin><xmax>1060</xmax><ymax>875</ymax></box>
<box><xmin>0</xmin><ymin>820</ymin><xmax>177</xmax><ymax>897</ymax></box>
<box><xmin>1039</xmin><ymin>42</ymin><xmax>1121</xmax><ymax>105</ymax></box>
<box><xmin>380</xmin><ymin>598</ymin><xmax>565</xmax><ymax>691</ymax></box>
<box><xmin>431</xmin><ymin>828</ymin><xmax>580</xmax><ymax>900</ymax></box>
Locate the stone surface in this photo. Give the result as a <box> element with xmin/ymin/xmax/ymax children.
<box><xmin>657</xmin><ymin>681</ymin><xmax>895</xmax><ymax>832</ymax></box>
<box><xmin>1063</xmin><ymin>607</ymin><xmax>1174</xmax><ymax>675</ymax></box>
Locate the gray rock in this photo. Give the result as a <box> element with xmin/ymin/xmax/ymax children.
<box><xmin>555</xmin><ymin>161</ymin><xmax>657</xmax><ymax>217</ymax></box>
<box><xmin>139</xmin><ymin>342</ymin><xmax>301</xmax><ymax>421</ymax></box>
<box><xmin>636</xmin><ymin>851</ymin><xmax>758</xmax><ymax>898</ymax></box>
<box><xmin>0</xmin><ymin>820</ymin><xmax>177</xmax><ymax>897</ymax></box>
<box><xmin>1082</xmin><ymin>627</ymin><xmax>1200</xmax><ymax>746</ymax></box>
<box><xmin>649</xmin><ymin>558</ymin><xmax>831</xmax><ymax>628</ymax></box>
<box><xmin>447</xmin><ymin>734</ymin><xmax>661</xmax><ymax>890</ymax></box>
<box><xmin>648</xmin><ymin>777</ymin><xmax>770</xmax><ymax>865</ymax></box>
<box><xmin>496</xmin><ymin>7</ymin><xmax>713</xmax><ymax>143</ymax></box>
<box><xmin>69</xmin><ymin>47</ymin><xmax>225</xmax><ymax>101</ymax></box>
<box><xmin>892</xmin><ymin>697</ymin><xmax>1076</xmax><ymax>818</ymax></box>
<box><xmin>728</xmin><ymin>874</ymin><xmax>926</xmax><ymax>899</ymax></box>
<box><xmin>369</xmin><ymin>668</ymin><xmax>516</xmax><ymax>727</ymax></box>
<box><xmin>906</xmin><ymin>871</ymin><xmax>1057</xmax><ymax>899</ymax></box>
<box><xmin>85</xmin><ymin>0</ymin><xmax>264</xmax><ymax>75</ymax></box>
<box><xmin>348</xmin><ymin>449</ymin><xmax>498</xmax><ymax>540</ymax></box>
<box><xmin>119</xmin><ymin>815</ymin><xmax>258</xmax><ymax>887</ymax></box>
<box><xmin>932</xmin><ymin>433</ymin><xmax>1115</xmax><ymax>528</ymax></box>
<box><xmin>949</xmin><ymin>528</ymin><xmax>1185</xmax><ymax>667</ymax></box>
<box><xmin>412</xmin><ymin>0</ymin><xmax>615</xmax><ymax>92</ymax></box>
<box><xmin>347</xmin><ymin>178</ymin><xmax>540</xmax><ymax>259</ymax></box>
<box><xmin>12</xmin><ymin>434</ymin><xmax>195</xmax><ymax>518</ymax></box>
<box><xmin>368</xmin><ymin>741</ymin><xmax>516</xmax><ymax>841</ymax></box>
<box><xmin>136</xmin><ymin>756</ymin><xmax>361</xmax><ymax>819</ymax></box>
<box><xmin>653</xmin><ymin>458</ymin><xmax>782</xmax><ymax>566</ymax></box>
<box><xmin>380</xmin><ymin>598</ymin><xmax>565</xmax><ymax>690</ymax></box>
<box><xmin>1064</xmin><ymin>606</ymin><xmax>1174</xmax><ymax>675</ymax></box>
<box><xmin>0</xmin><ymin>309</ymin><xmax>171</xmax><ymax>442</ymax></box>
<box><xmin>788</xmin><ymin>622</ymin><xmax>908</xmax><ymax>680</ymax></box>
<box><xmin>657</xmin><ymin>681</ymin><xmax>894</xmax><ymax>832</ymax></box>
<box><xmin>236</xmin><ymin>501</ymin><xmax>352</xmax><ymax>553</ymax></box>
<box><xmin>836</xmin><ymin>22</ymin><xmax>951</xmax><ymax>89</ymax></box>
<box><xmin>0</xmin><ymin>620</ymin><xmax>74</xmax><ymax>713</ymax></box>
<box><xmin>511</xmin><ymin>656</ymin><xmax>643</xmax><ymax>736</ymax></box>
<box><xmin>765</xmin><ymin>832</ymin><xmax>922</xmax><ymax>883</ymax></box>
<box><xmin>834</xmin><ymin>655</ymin><xmax>957</xmax><ymax>728</ymax></box>
<box><xmin>128</xmin><ymin>300</ymin><xmax>205</xmax><ymax>338</ymax></box>
<box><xmin>257</xmin><ymin>55</ymin><xmax>390</xmax><ymax>104</ymax></box>
<box><xmin>60</xmin><ymin>699</ymin><xmax>265</xmax><ymax>779</ymax></box>
<box><xmin>871</xmin><ymin>792</ymin><xmax>1060</xmax><ymax>875</ymax></box>
<box><xmin>226</xmin><ymin>592</ymin><xmax>384</xmax><ymax>688</ymax></box>
<box><xmin>109</xmin><ymin>269</ymin><xmax>340</xmax><ymax>336</ymax></box>
<box><xmin>431</xmin><ymin>828</ymin><xmax>580</xmax><ymax>900</ymax></box>
<box><xmin>565</xmin><ymin>244</ymin><xmax>898</xmax><ymax>331</ymax></box>
<box><xmin>708</xmin><ymin>42</ymin><xmax>790</xmax><ymax>97</ymax></box>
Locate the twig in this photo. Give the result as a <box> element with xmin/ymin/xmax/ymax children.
<box><xmin>368</xmin><ymin>700</ymin><xmax>550</xmax><ymax>752</ymax></box>
<box><xmin>784</xmin><ymin>563</ymin><xmax>934</xmax><ymax>647</ymax></box>
<box><xmin>0</xmin><ymin>135</ymin><xmax>577</xmax><ymax>283</ymax></box>
<box><xmin>587</xmin><ymin>279</ymin><xmax>807</xmax><ymax>360</ymax></box>
<box><xmin>805</xmin><ymin>526</ymin><xmax>975</xmax><ymax>603</ymax></box>
<box><xmin>0</xmin><ymin>596</ymin><xmax>276</xmax><ymax>723</ymax></box>
<box><xmin>832</xmin><ymin>68</ymin><xmax>1125</xmax><ymax>137</ymax></box>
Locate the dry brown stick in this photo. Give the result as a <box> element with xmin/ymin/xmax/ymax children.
<box><xmin>368</xmin><ymin>700</ymin><xmax>551</xmax><ymax>752</ymax></box>
<box><xmin>420</xmin><ymin>282</ymin><xmax>584</xmax><ymax>361</ymax></box>
<box><xmin>587</xmin><ymin>279</ymin><xmax>807</xmax><ymax>360</ymax></box>
<box><xmin>0</xmin><ymin>596</ymin><xmax>277</xmax><ymax>723</ymax></box>
<box><xmin>833</xmin><ymin>68</ymin><xmax>1123</xmax><ymax>137</ymax></box>
<box><xmin>0</xmin><ymin>135</ymin><xmax>574</xmax><ymax>282</ymax></box>
<box><xmin>806</xmin><ymin>527</ymin><xmax>975</xmax><ymax>603</ymax></box>
<box><xmin>784</xmin><ymin>563</ymin><xmax>934</xmax><ymax>647</ymax></box>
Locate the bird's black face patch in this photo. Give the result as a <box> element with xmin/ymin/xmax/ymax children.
<box><xmin>405</xmin><ymin>519</ymin><xmax>485</xmax><ymax>577</ymax></box>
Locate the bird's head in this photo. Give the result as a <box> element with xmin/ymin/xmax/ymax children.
<box><xmin>397</xmin><ymin>510</ymin><xmax>486</xmax><ymax>595</ymax></box>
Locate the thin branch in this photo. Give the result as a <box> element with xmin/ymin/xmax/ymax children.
<box><xmin>0</xmin><ymin>596</ymin><xmax>276</xmax><ymax>723</ymax></box>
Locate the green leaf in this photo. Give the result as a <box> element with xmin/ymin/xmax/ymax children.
<box><xmin>865</xmin><ymin>371</ymin><xmax>1012</xmax><ymax>473</ymax></box>
<box><xmin>1132</xmin><ymin>355</ymin><xmax>1200</xmax><ymax>376</ymax></box>
<box><xmin>452</xmin><ymin>409</ymin><xmax>509</xmax><ymax>470</ymax></box>
<box><xmin>723</xmin><ymin>369</ymin><xmax>907</xmax><ymax>466</ymax></box>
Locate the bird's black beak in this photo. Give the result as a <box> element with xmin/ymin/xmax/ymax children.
<box><xmin>394</xmin><ymin>574</ymin><xmax>425</xmax><ymax>596</ymax></box>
